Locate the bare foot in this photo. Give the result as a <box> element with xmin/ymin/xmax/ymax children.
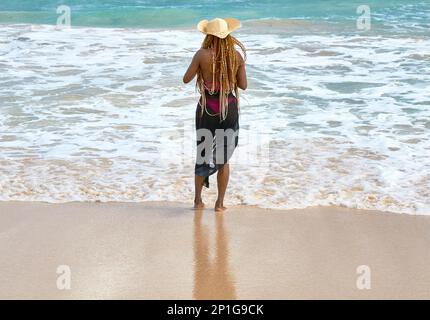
<box><xmin>214</xmin><ymin>200</ymin><xmax>226</xmax><ymax>212</ymax></box>
<box><xmin>194</xmin><ymin>201</ymin><xmax>205</xmax><ymax>210</ymax></box>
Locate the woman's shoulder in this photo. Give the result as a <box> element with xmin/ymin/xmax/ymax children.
<box><xmin>195</xmin><ymin>48</ymin><xmax>212</xmax><ymax>55</ymax></box>
<box><xmin>193</xmin><ymin>48</ymin><xmax>212</xmax><ymax>60</ymax></box>
<box><xmin>235</xmin><ymin>49</ymin><xmax>245</xmax><ymax>65</ymax></box>
<box><xmin>194</xmin><ymin>48</ymin><xmax>214</xmax><ymax>65</ymax></box>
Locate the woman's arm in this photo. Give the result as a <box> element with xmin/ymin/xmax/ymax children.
<box><xmin>183</xmin><ymin>50</ymin><xmax>202</xmax><ymax>84</ymax></box>
<box><xmin>236</xmin><ymin>51</ymin><xmax>247</xmax><ymax>90</ymax></box>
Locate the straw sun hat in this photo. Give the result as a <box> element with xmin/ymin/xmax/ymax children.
<box><xmin>197</xmin><ymin>18</ymin><xmax>241</xmax><ymax>39</ymax></box>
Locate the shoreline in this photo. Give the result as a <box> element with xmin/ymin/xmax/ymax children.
<box><xmin>1</xmin><ymin>201</ymin><xmax>430</xmax><ymax>299</ymax></box>
<box><xmin>2</xmin><ymin>199</ymin><xmax>427</xmax><ymax>216</ymax></box>
<box><xmin>4</xmin><ymin>197</ymin><xmax>430</xmax><ymax>216</ymax></box>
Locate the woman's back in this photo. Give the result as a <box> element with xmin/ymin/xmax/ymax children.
<box><xmin>198</xmin><ymin>48</ymin><xmax>247</xmax><ymax>91</ymax></box>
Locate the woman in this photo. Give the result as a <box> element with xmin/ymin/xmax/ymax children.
<box><xmin>183</xmin><ymin>18</ymin><xmax>247</xmax><ymax>212</ymax></box>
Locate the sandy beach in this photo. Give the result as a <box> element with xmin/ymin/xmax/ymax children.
<box><xmin>1</xmin><ymin>0</ymin><xmax>429</xmax><ymax>303</ymax></box>
<box><xmin>1</xmin><ymin>201</ymin><xmax>429</xmax><ymax>300</ymax></box>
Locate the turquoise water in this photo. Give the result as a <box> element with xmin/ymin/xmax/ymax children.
<box><xmin>0</xmin><ymin>0</ymin><xmax>429</xmax><ymax>32</ymax></box>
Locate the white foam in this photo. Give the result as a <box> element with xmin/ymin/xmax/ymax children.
<box><xmin>0</xmin><ymin>24</ymin><xmax>429</xmax><ymax>215</ymax></box>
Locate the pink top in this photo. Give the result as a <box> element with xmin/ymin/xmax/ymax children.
<box><xmin>203</xmin><ymin>85</ymin><xmax>237</xmax><ymax>114</ymax></box>
<box><xmin>204</xmin><ymin>81</ymin><xmax>221</xmax><ymax>92</ymax></box>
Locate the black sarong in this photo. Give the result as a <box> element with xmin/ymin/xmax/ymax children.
<box><xmin>195</xmin><ymin>90</ymin><xmax>239</xmax><ymax>188</ymax></box>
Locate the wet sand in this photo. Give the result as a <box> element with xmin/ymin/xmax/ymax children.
<box><xmin>0</xmin><ymin>201</ymin><xmax>430</xmax><ymax>299</ymax></box>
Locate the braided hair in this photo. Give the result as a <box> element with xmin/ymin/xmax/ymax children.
<box><xmin>196</xmin><ymin>34</ymin><xmax>246</xmax><ymax>121</ymax></box>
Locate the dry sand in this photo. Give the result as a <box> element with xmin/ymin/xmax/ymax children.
<box><xmin>0</xmin><ymin>201</ymin><xmax>430</xmax><ymax>299</ymax></box>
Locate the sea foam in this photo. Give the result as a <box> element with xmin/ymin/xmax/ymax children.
<box><xmin>0</xmin><ymin>24</ymin><xmax>429</xmax><ymax>214</ymax></box>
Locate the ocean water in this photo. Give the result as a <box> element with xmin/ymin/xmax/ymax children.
<box><xmin>0</xmin><ymin>0</ymin><xmax>429</xmax><ymax>33</ymax></box>
<box><xmin>0</xmin><ymin>1</ymin><xmax>429</xmax><ymax>214</ymax></box>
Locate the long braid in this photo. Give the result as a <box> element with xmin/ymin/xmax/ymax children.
<box><xmin>196</xmin><ymin>34</ymin><xmax>247</xmax><ymax>121</ymax></box>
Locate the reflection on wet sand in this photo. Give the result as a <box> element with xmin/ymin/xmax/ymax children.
<box><xmin>193</xmin><ymin>211</ymin><xmax>236</xmax><ymax>300</ymax></box>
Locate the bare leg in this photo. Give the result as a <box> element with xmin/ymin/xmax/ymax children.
<box><xmin>215</xmin><ymin>164</ymin><xmax>229</xmax><ymax>212</ymax></box>
<box><xmin>194</xmin><ymin>175</ymin><xmax>205</xmax><ymax>209</ymax></box>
